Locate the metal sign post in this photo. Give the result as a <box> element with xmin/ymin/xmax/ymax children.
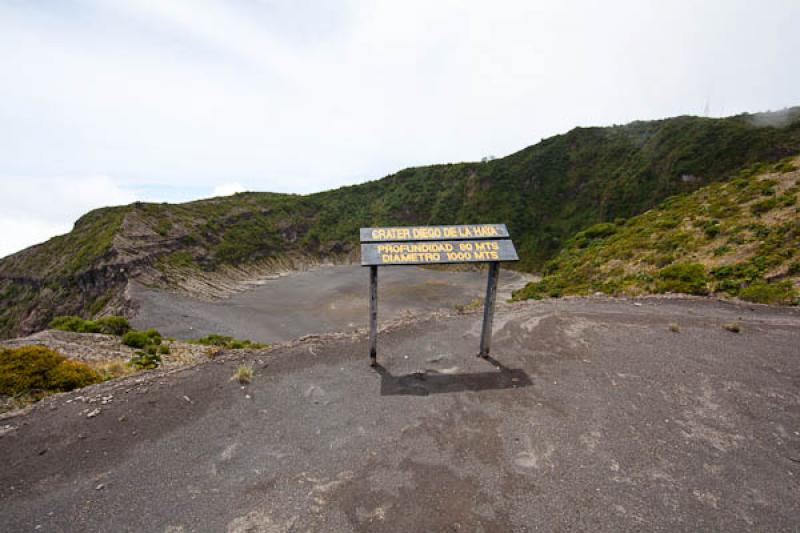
<box><xmin>479</xmin><ymin>261</ymin><xmax>500</xmax><ymax>357</ymax></box>
<box><xmin>360</xmin><ymin>224</ymin><xmax>518</xmax><ymax>365</ymax></box>
<box><xmin>369</xmin><ymin>265</ymin><xmax>378</xmax><ymax>364</ymax></box>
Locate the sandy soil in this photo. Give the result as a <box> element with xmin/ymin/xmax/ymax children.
<box><xmin>130</xmin><ymin>265</ymin><xmax>532</xmax><ymax>343</ymax></box>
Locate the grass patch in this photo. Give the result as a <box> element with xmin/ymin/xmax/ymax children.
<box><xmin>454</xmin><ymin>298</ymin><xmax>483</xmax><ymax>314</ymax></box>
<box><xmin>191</xmin><ymin>334</ymin><xmax>267</xmax><ymax>350</ymax></box>
<box><xmin>89</xmin><ymin>358</ymin><xmax>136</xmax><ymax>380</ymax></box>
<box><xmin>723</xmin><ymin>322</ymin><xmax>742</xmax><ymax>333</ymax></box>
<box><xmin>232</xmin><ymin>365</ymin><xmax>253</xmax><ymax>384</ymax></box>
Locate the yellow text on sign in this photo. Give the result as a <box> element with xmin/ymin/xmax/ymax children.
<box><xmin>370</xmin><ymin>225</ymin><xmax>501</xmax><ymax>241</ymax></box>
<box><xmin>375</xmin><ymin>241</ymin><xmax>501</xmax><ymax>263</ymax></box>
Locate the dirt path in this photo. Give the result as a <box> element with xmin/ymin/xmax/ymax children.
<box><xmin>1</xmin><ymin>297</ymin><xmax>799</xmax><ymax>532</ymax></box>
<box><xmin>130</xmin><ymin>265</ymin><xmax>533</xmax><ymax>343</ymax></box>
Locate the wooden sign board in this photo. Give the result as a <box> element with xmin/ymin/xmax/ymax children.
<box><xmin>360</xmin><ymin>224</ymin><xmax>518</xmax><ymax>364</ymax></box>
<box><xmin>360</xmin><ymin>224</ymin><xmax>509</xmax><ymax>243</ymax></box>
<box><xmin>361</xmin><ymin>239</ymin><xmax>518</xmax><ymax>266</ymax></box>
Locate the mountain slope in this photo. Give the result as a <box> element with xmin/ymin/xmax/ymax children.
<box><xmin>512</xmin><ymin>157</ymin><xmax>800</xmax><ymax>304</ymax></box>
<box><xmin>2</xmin><ymin>108</ymin><xmax>800</xmax><ymax>337</ymax></box>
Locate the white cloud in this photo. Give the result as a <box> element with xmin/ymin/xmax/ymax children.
<box><xmin>0</xmin><ymin>217</ymin><xmax>72</xmax><ymax>260</ymax></box>
<box><xmin>0</xmin><ymin>176</ymin><xmax>137</xmax><ymax>258</ymax></box>
<box><xmin>212</xmin><ymin>182</ymin><xmax>246</xmax><ymax>197</ymax></box>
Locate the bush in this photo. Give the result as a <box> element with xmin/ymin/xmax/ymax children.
<box><xmin>702</xmin><ymin>220</ymin><xmax>721</xmax><ymax>239</ymax></box>
<box><xmin>129</xmin><ymin>351</ymin><xmax>161</xmax><ymax>370</ymax></box>
<box><xmin>143</xmin><ymin>328</ymin><xmax>162</xmax><ymax>344</ymax></box>
<box><xmin>49</xmin><ymin>315</ymin><xmax>131</xmax><ymax>336</ymax></box>
<box><xmin>122</xmin><ymin>330</ymin><xmax>150</xmax><ymax>349</ymax></box>
<box><xmin>47</xmin><ymin>360</ymin><xmax>103</xmax><ymax>391</ymax></box>
<box><xmin>655</xmin><ymin>263</ymin><xmax>709</xmax><ymax>295</ymax></box>
<box><xmin>738</xmin><ymin>281</ymin><xmax>796</xmax><ymax>305</ymax></box>
<box><xmin>712</xmin><ymin>245</ymin><xmax>730</xmax><ymax>257</ymax></box>
<box><xmin>95</xmin><ymin>316</ymin><xmax>131</xmax><ymax>336</ymax></box>
<box><xmin>573</xmin><ymin>223</ymin><xmax>617</xmax><ymax>248</ymax></box>
<box><xmin>0</xmin><ymin>345</ymin><xmax>100</xmax><ymax>396</ymax></box>
<box><xmin>750</xmin><ymin>197</ymin><xmax>778</xmax><ymax>216</ymax></box>
<box><xmin>49</xmin><ymin>316</ymin><xmax>100</xmax><ymax>333</ymax></box>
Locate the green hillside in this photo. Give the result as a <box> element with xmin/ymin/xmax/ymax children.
<box><xmin>512</xmin><ymin>157</ymin><xmax>800</xmax><ymax>304</ymax></box>
<box><xmin>2</xmin><ymin>108</ymin><xmax>800</xmax><ymax>337</ymax></box>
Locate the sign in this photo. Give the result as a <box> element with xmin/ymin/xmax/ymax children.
<box><xmin>361</xmin><ymin>239</ymin><xmax>518</xmax><ymax>266</ymax></box>
<box><xmin>360</xmin><ymin>224</ymin><xmax>509</xmax><ymax>243</ymax></box>
<box><xmin>360</xmin><ymin>224</ymin><xmax>518</xmax><ymax>365</ymax></box>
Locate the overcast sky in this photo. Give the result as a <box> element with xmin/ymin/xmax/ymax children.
<box><xmin>1</xmin><ymin>0</ymin><xmax>798</xmax><ymax>258</ymax></box>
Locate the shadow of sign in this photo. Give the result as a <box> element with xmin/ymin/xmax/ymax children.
<box><xmin>372</xmin><ymin>356</ymin><xmax>532</xmax><ymax>396</ymax></box>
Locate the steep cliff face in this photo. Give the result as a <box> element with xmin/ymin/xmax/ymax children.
<box><xmin>2</xmin><ymin>108</ymin><xmax>800</xmax><ymax>338</ymax></box>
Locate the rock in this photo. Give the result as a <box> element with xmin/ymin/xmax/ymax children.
<box><xmin>304</xmin><ymin>385</ymin><xmax>326</xmax><ymax>404</ymax></box>
<box><xmin>86</xmin><ymin>408</ymin><xmax>101</xmax><ymax>419</ymax></box>
<box><xmin>95</xmin><ymin>483</ymin><xmax>104</xmax><ymax>490</ymax></box>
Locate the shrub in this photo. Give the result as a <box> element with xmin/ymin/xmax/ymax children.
<box><xmin>702</xmin><ymin>220</ymin><xmax>721</xmax><ymax>239</ymax></box>
<box><xmin>47</xmin><ymin>360</ymin><xmax>102</xmax><ymax>391</ymax></box>
<box><xmin>712</xmin><ymin>245</ymin><xmax>730</xmax><ymax>257</ymax></box>
<box><xmin>49</xmin><ymin>316</ymin><xmax>100</xmax><ymax>334</ymax></box>
<box><xmin>573</xmin><ymin>223</ymin><xmax>617</xmax><ymax>248</ymax></box>
<box><xmin>710</xmin><ymin>263</ymin><xmax>764</xmax><ymax>296</ymax></box>
<box><xmin>581</xmin><ymin>222</ymin><xmax>617</xmax><ymax>240</ymax></box>
<box><xmin>143</xmin><ymin>328</ymin><xmax>162</xmax><ymax>344</ymax></box>
<box><xmin>49</xmin><ymin>315</ymin><xmax>130</xmax><ymax>336</ymax></box>
<box><xmin>129</xmin><ymin>351</ymin><xmax>161</xmax><ymax>370</ymax></box>
<box><xmin>778</xmin><ymin>193</ymin><xmax>797</xmax><ymax>207</ymax></box>
<box><xmin>655</xmin><ymin>263</ymin><xmax>709</xmax><ymax>295</ymax></box>
<box><xmin>750</xmin><ymin>197</ymin><xmax>778</xmax><ymax>216</ymax></box>
<box><xmin>738</xmin><ymin>281</ymin><xmax>796</xmax><ymax>305</ymax></box>
<box><xmin>94</xmin><ymin>316</ymin><xmax>131</xmax><ymax>336</ymax></box>
<box><xmin>122</xmin><ymin>330</ymin><xmax>150</xmax><ymax>349</ymax></box>
<box><xmin>0</xmin><ymin>345</ymin><xmax>100</xmax><ymax>396</ymax></box>
<box><xmin>158</xmin><ymin>344</ymin><xmax>170</xmax><ymax>355</ymax></box>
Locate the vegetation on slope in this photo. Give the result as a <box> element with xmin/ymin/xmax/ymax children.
<box><xmin>2</xmin><ymin>109</ymin><xmax>800</xmax><ymax>337</ymax></box>
<box><xmin>0</xmin><ymin>345</ymin><xmax>101</xmax><ymax>410</ymax></box>
<box><xmin>512</xmin><ymin>158</ymin><xmax>800</xmax><ymax>305</ymax></box>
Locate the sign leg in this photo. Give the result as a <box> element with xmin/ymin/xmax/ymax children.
<box><xmin>479</xmin><ymin>262</ymin><xmax>500</xmax><ymax>357</ymax></box>
<box><xmin>369</xmin><ymin>265</ymin><xmax>378</xmax><ymax>365</ymax></box>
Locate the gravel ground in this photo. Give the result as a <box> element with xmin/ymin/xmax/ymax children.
<box><xmin>130</xmin><ymin>265</ymin><xmax>532</xmax><ymax>343</ymax></box>
<box><xmin>1</xmin><ymin>296</ymin><xmax>798</xmax><ymax>532</ymax></box>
